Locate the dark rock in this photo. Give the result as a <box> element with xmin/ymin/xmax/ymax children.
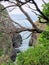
<box><xmin>10</xmin><ymin>54</ymin><xmax>16</xmax><ymax>62</ymax></box>
<box><xmin>12</xmin><ymin>33</ymin><xmax>22</xmax><ymax>48</ymax></box>
<box><xmin>10</xmin><ymin>48</ymin><xmax>20</xmax><ymax>62</ymax></box>
<box><xmin>10</xmin><ymin>48</ymin><xmax>17</xmax><ymax>62</ymax></box>
<box><xmin>29</xmin><ymin>39</ymin><xmax>33</xmax><ymax>46</ymax></box>
<box><xmin>15</xmin><ymin>48</ymin><xmax>21</xmax><ymax>53</ymax></box>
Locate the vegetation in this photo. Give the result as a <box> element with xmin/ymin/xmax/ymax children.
<box><xmin>16</xmin><ymin>44</ymin><xmax>49</xmax><ymax>65</ymax></box>
<box><xmin>0</xmin><ymin>56</ymin><xmax>15</xmax><ymax>65</ymax></box>
<box><xmin>0</xmin><ymin>1</ymin><xmax>49</xmax><ymax>65</ymax></box>
<box><xmin>39</xmin><ymin>3</ymin><xmax>49</xmax><ymax>23</ymax></box>
<box><xmin>42</xmin><ymin>3</ymin><xmax>49</xmax><ymax>18</ymax></box>
<box><xmin>16</xmin><ymin>3</ymin><xmax>49</xmax><ymax>65</ymax></box>
<box><xmin>16</xmin><ymin>28</ymin><xmax>49</xmax><ymax>65</ymax></box>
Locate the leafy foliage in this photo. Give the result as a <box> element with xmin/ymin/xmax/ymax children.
<box><xmin>38</xmin><ymin>31</ymin><xmax>49</xmax><ymax>44</ymax></box>
<box><xmin>0</xmin><ymin>2</ymin><xmax>49</xmax><ymax>65</ymax></box>
<box><xmin>42</xmin><ymin>3</ymin><xmax>49</xmax><ymax>18</ymax></box>
<box><xmin>16</xmin><ymin>29</ymin><xmax>49</xmax><ymax>65</ymax></box>
<box><xmin>39</xmin><ymin>3</ymin><xmax>49</xmax><ymax>23</ymax></box>
<box><xmin>16</xmin><ymin>43</ymin><xmax>49</xmax><ymax>65</ymax></box>
<box><xmin>16</xmin><ymin>3</ymin><xmax>49</xmax><ymax>65</ymax></box>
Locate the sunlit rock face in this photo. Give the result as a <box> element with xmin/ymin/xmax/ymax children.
<box><xmin>29</xmin><ymin>33</ymin><xmax>37</xmax><ymax>46</ymax></box>
<box><xmin>29</xmin><ymin>21</ymin><xmax>47</xmax><ymax>47</ymax></box>
<box><xmin>0</xmin><ymin>4</ymin><xmax>14</xmax><ymax>56</ymax></box>
<box><xmin>0</xmin><ymin>4</ymin><xmax>16</xmax><ymax>33</ymax></box>
<box><xmin>0</xmin><ymin>4</ymin><xmax>22</xmax><ymax>62</ymax></box>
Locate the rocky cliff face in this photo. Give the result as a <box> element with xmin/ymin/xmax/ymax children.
<box><xmin>29</xmin><ymin>21</ymin><xmax>47</xmax><ymax>46</ymax></box>
<box><xmin>0</xmin><ymin>4</ymin><xmax>22</xmax><ymax>62</ymax></box>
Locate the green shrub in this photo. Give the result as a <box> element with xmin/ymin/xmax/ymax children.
<box><xmin>0</xmin><ymin>48</ymin><xmax>3</xmax><ymax>56</ymax></box>
<box><xmin>38</xmin><ymin>31</ymin><xmax>49</xmax><ymax>44</ymax></box>
<box><xmin>16</xmin><ymin>3</ymin><xmax>49</xmax><ymax>65</ymax></box>
<box><xmin>16</xmin><ymin>44</ymin><xmax>49</xmax><ymax>65</ymax></box>
<box><xmin>16</xmin><ymin>26</ymin><xmax>49</xmax><ymax>65</ymax></box>
<box><xmin>39</xmin><ymin>3</ymin><xmax>49</xmax><ymax>23</ymax></box>
<box><xmin>42</xmin><ymin>3</ymin><xmax>49</xmax><ymax>18</ymax></box>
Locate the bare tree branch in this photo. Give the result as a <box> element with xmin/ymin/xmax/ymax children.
<box><xmin>42</xmin><ymin>0</ymin><xmax>46</xmax><ymax>4</ymax></box>
<box><xmin>16</xmin><ymin>0</ymin><xmax>30</xmax><ymax>5</ymax></box>
<box><xmin>9</xmin><ymin>28</ymin><xmax>45</xmax><ymax>34</ymax></box>
<box><xmin>18</xmin><ymin>5</ymin><xmax>43</xmax><ymax>33</ymax></box>
<box><xmin>19</xmin><ymin>6</ymin><xmax>38</xmax><ymax>28</ymax></box>
<box><xmin>22</xmin><ymin>33</ymin><xmax>32</xmax><ymax>40</ymax></box>
<box><xmin>31</xmin><ymin>0</ymin><xmax>49</xmax><ymax>22</ymax></box>
<box><xmin>0</xmin><ymin>5</ymin><xmax>16</xmax><ymax>12</ymax></box>
<box><xmin>0</xmin><ymin>0</ymin><xmax>49</xmax><ymax>34</ymax></box>
<box><xmin>26</xmin><ymin>4</ymin><xmax>40</xmax><ymax>16</ymax></box>
<box><xmin>11</xmin><ymin>21</ymin><xmax>26</xmax><ymax>28</ymax></box>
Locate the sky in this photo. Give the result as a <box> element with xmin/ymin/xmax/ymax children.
<box><xmin>0</xmin><ymin>0</ymin><xmax>49</xmax><ymax>29</ymax></box>
<box><xmin>0</xmin><ymin>0</ymin><xmax>49</xmax><ymax>51</ymax></box>
<box><xmin>0</xmin><ymin>0</ymin><xmax>49</xmax><ymax>14</ymax></box>
<box><xmin>0</xmin><ymin>0</ymin><xmax>49</xmax><ymax>23</ymax></box>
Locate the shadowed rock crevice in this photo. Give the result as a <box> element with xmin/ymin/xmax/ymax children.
<box><xmin>11</xmin><ymin>33</ymin><xmax>22</xmax><ymax>62</ymax></box>
<box><xmin>12</xmin><ymin>33</ymin><xmax>22</xmax><ymax>48</ymax></box>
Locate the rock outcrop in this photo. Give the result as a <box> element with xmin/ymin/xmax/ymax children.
<box><xmin>12</xmin><ymin>33</ymin><xmax>22</xmax><ymax>48</ymax></box>
<box><xmin>0</xmin><ymin>4</ymin><xmax>22</xmax><ymax>62</ymax></box>
<box><xmin>11</xmin><ymin>33</ymin><xmax>22</xmax><ymax>61</ymax></box>
<box><xmin>29</xmin><ymin>21</ymin><xmax>47</xmax><ymax>47</ymax></box>
<box><xmin>29</xmin><ymin>32</ymin><xmax>37</xmax><ymax>46</ymax></box>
